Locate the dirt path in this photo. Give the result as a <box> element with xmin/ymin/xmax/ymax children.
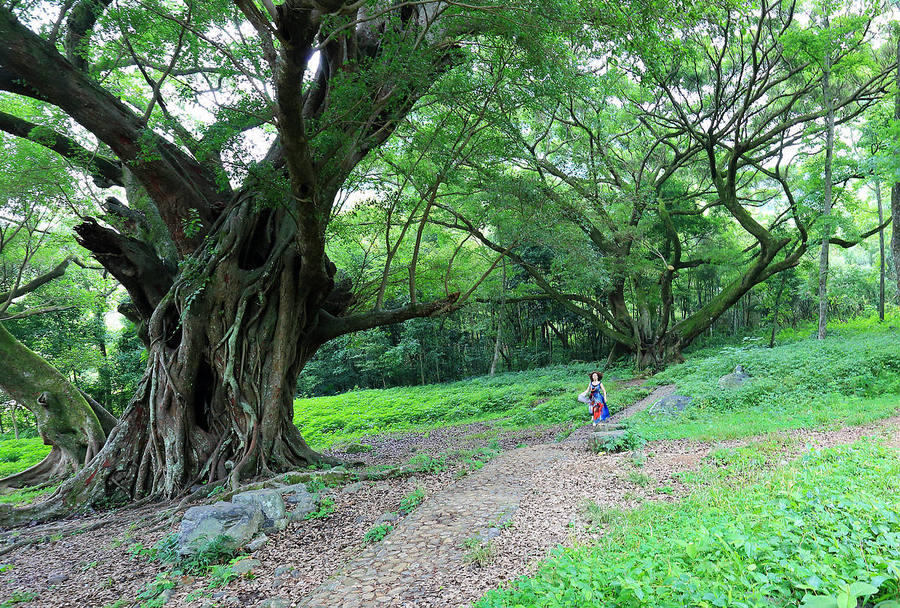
<box><xmin>293</xmin><ymin>384</ymin><xmax>683</xmax><ymax>607</ymax></box>
<box><xmin>291</xmin><ymin>387</ymin><xmax>895</xmax><ymax>608</ymax></box>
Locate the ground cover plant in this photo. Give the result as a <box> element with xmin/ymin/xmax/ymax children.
<box><xmin>476</xmin><ymin>440</ymin><xmax>900</xmax><ymax>607</ymax></box>
<box><xmin>293</xmin><ymin>363</ymin><xmax>640</xmax><ymax>449</ymax></box>
<box><xmin>0</xmin><ymin>437</ymin><xmax>49</xmax><ymax>479</ymax></box>
<box><xmin>630</xmin><ymin>314</ymin><xmax>900</xmax><ymax>441</ymax></box>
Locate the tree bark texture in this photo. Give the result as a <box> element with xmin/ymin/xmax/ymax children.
<box><xmin>877</xmin><ymin>180</ymin><xmax>885</xmax><ymax>320</ymax></box>
<box><xmin>0</xmin><ymin>323</ymin><xmax>107</xmax><ymax>489</ymax></box>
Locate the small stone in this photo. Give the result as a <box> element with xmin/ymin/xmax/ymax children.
<box><xmin>246</xmin><ymin>534</ymin><xmax>268</xmax><ymax>552</ymax></box>
<box><xmin>159</xmin><ymin>588</ymin><xmax>176</xmax><ymax>604</ymax></box>
<box><xmin>717</xmin><ymin>365</ymin><xmax>751</xmax><ymax>389</ymax></box>
<box><xmin>257</xmin><ymin>598</ymin><xmax>291</xmax><ymax>608</ymax></box>
<box><xmin>273</xmin><ymin>565</ymin><xmax>291</xmax><ymax>577</ymax></box>
<box><xmin>225</xmin><ymin>596</ymin><xmax>240</xmax><ymax>605</ymax></box>
<box><xmin>230</xmin><ymin>558</ymin><xmax>261</xmax><ymax>576</ymax></box>
<box><xmin>290</xmin><ymin>569</ymin><xmax>303</xmax><ymax>579</ymax></box>
<box><xmin>47</xmin><ymin>573</ymin><xmax>69</xmax><ymax>585</ymax></box>
<box><xmin>342</xmin><ymin>481</ymin><xmax>365</xmax><ymax>494</ymax></box>
<box><xmin>375</xmin><ymin>512</ymin><xmax>399</xmax><ymax>525</ymax></box>
<box><xmin>271</xmin><ymin>578</ymin><xmax>284</xmax><ymax>589</ymax></box>
<box><xmin>649</xmin><ymin>394</ymin><xmax>693</xmax><ymax>416</ymax></box>
<box><xmin>283</xmin><ymin>483</ymin><xmax>318</xmax><ymax>519</ymax></box>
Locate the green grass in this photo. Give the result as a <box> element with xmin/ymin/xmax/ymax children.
<box><xmin>631</xmin><ymin>315</ymin><xmax>900</xmax><ymax>441</ymax></box>
<box><xmin>0</xmin><ymin>484</ymin><xmax>56</xmax><ymax>504</ymax></box>
<box><xmin>476</xmin><ymin>440</ymin><xmax>900</xmax><ymax>608</ymax></box>
<box><xmin>293</xmin><ymin>362</ymin><xmax>641</xmax><ymax>449</ymax></box>
<box><xmin>0</xmin><ymin>437</ymin><xmax>50</xmax><ymax>478</ymax></box>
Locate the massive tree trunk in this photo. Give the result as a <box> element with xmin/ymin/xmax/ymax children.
<box><xmin>0</xmin><ymin>323</ymin><xmax>109</xmax><ymax>489</ymax></box>
<box><xmin>64</xmin><ymin>198</ymin><xmax>348</xmax><ymax>503</ymax></box>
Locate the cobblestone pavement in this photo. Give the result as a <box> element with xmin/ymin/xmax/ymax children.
<box><xmin>297</xmin><ymin>444</ymin><xmax>566</xmax><ymax>608</ymax></box>
<box><xmin>298</xmin><ymin>385</ymin><xmax>676</xmax><ymax>608</ymax></box>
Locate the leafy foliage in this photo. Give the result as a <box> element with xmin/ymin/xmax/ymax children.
<box><xmin>477</xmin><ymin>441</ymin><xmax>900</xmax><ymax>607</ymax></box>
<box><xmin>363</xmin><ymin>523</ymin><xmax>393</xmax><ymax>544</ymax></box>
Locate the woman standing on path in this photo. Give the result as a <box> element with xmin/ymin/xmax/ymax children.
<box><xmin>587</xmin><ymin>371</ymin><xmax>609</xmax><ymax>425</ymax></box>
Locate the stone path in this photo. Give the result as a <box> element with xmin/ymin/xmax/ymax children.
<box><xmin>297</xmin><ymin>384</ymin><xmax>676</xmax><ymax>608</ymax></box>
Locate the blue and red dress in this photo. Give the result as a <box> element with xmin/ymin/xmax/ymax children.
<box><xmin>589</xmin><ymin>382</ymin><xmax>609</xmax><ymax>422</ymax></box>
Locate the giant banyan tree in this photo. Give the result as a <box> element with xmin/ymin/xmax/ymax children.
<box><xmin>0</xmin><ymin>0</ymin><xmax>581</xmax><ymax>522</ymax></box>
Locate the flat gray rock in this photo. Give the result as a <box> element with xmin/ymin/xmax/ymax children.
<box><xmin>717</xmin><ymin>364</ymin><xmax>751</xmax><ymax>389</ymax></box>
<box><xmin>257</xmin><ymin>598</ymin><xmax>290</xmax><ymax>608</ymax></box>
<box><xmin>375</xmin><ymin>511</ymin><xmax>399</xmax><ymax>525</ymax></box>
<box><xmin>341</xmin><ymin>481</ymin><xmax>366</xmax><ymax>494</ymax></box>
<box><xmin>282</xmin><ymin>483</ymin><xmax>318</xmax><ymax>519</ymax></box>
<box><xmin>245</xmin><ymin>534</ymin><xmax>268</xmax><ymax>552</ymax></box>
<box><xmin>649</xmin><ymin>394</ymin><xmax>693</xmax><ymax>416</ymax></box>
<box><xmin>177</xmin><ymin>502</ymin><xmax>262</xmax><ymax>556</ymax></box>
<box><xmin>231</xmin><ymin>558</ymin><xmax>261</xmax><ymax>575</ymax></box>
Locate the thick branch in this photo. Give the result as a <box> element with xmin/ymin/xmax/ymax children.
<box><xmin>0</xmin><ymin>256</ymin><xmax>73</xmax><ymax>305</ymax></box>
<box><xmin>0</xmin><ymin>110</ymin><xmax>123</xmax><ymax>187</ymax></box>
<box><xmin>0</xmin><ymin>7</ymin><xmax>223</xmax><ymax>252</ymax></box>
<box><xmin>73</xmin><ymin>218</ymin><xmax>174</xmax><ymax>322</ymax></box>
<box><xmin>313</xmin><ymin>293</ymin><xmax>460</xmax><ymax>343</ymax></box>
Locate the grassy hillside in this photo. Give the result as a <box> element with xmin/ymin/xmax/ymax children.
<box><xmin>293</xmin><ymin>363</ymin><xmax>644</xmax><ymax>450</ymax></box>
<box><xmin>631</xmin><ymin>313</ymin><xmax>900</xmax><ymax>441</ymax></box>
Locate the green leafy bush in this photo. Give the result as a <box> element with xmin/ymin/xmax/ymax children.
<box><xmin>304</xmin><ymin>496</ymin><xmax>336</xmax><ymax>520</ymax></box>
<box><xmin>476</xmin><ymin>441</ymin><xmax>900</xmax><ymax>607</ymax></box>
<box><xmin>590</xmin><ymin>429</ymin><xmax>646</xmax><ymax>454</ymax></box>
<box><xmin>398</xmin><ymin>487</ymin><xmax>426</xmax><ymax>515</ymax></box>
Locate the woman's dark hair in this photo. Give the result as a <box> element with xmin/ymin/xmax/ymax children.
<box><xmin>589</xmin><ymin>371</ymin><xmax>603</xmax><ymax>381</ymax></box>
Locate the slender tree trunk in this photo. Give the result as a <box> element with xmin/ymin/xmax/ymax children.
<box><xmin>489</xmin><ymin>258</ymin><xmax>506</xmax><ymax>376</ymax></box>
<box><xmin>893</xmin><ymin>35</ymin><xmax>900</xmax><ymax>305</ymax></box>
<box><xmin>818</xmin><ymin>33</ymin><xmax>834</xmax><ymax>340</ymax></box>
<box><xmin>877</xmin><ymin>180</ymin><xmax>886</xmax><ymax>321</ymax></box>
<box><xmin>769</xmin><ymin>273</ymin><xmax>788</xmax><ymax>348</ymax></box>
<box><xmin>11</xmin><ymin>403</ymin><xmax>18</xmax><ymax>440</ymax></box>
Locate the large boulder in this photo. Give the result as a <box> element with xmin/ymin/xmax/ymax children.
<box><xmin>233</xmin><ymin>489</ymin><xmax>289</xmax><ymax>532</ymax></box>
<box><xmin>717</xmin><ymin>365</ymin><xmax>751</xmax><ymax>389</ymax></box>
<box><xmin>177</xmin><ymin>502</ymin><xmax>262</xmax><ymax>555</ymax></box>
<box><xmin>649</xmin><ymin>394</ymin><xmax>692</xmax><ymax>416</ymax></box>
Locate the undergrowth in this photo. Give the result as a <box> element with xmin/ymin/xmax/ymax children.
<box><xmin>0</xmin><ymin>437</ymin><xmax>50</xmax><ymax>478</ymax></box>
<box><xmin>476</xmin><ymin>440</ymin><xmax>900</xmax><ymax>607</ymax></box>
<box><xmin>632</xmin><ymin>315</ymin><xmax>900</xmax><ymax>441</ymax></box>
